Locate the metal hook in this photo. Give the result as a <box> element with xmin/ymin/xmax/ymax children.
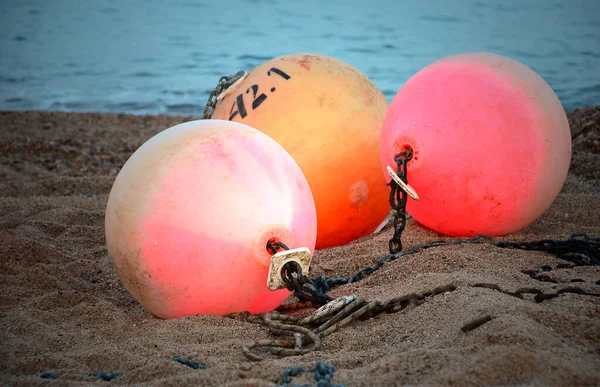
<box><xmin>386</xmin><ymin>166</ymin><xmax>419</xmax><ymax>201</ymax></box>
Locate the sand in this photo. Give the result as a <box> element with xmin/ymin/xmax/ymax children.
<box><xmin>0</xmin><ymin>107</ymin><xmax>599</xmax><ymax>386</ymax></box>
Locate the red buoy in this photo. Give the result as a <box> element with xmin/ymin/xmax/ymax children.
<box><xmin>381</xmin><ymin>53</ymin><xmax>571</xmax><ymax>237</ymax></box>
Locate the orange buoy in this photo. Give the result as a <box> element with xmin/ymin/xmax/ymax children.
<box><xmin>105</xmin><ymin>120</ymin><xmax>317</xmax><ymax>319</ymax></box>
<box><xmin>381</xmin><ymin>53</ymin><xmax>571</xmax><ymax>237</ymax></box>
<box><xmin>212</xmin><ymin>53</ymin><xmax>389</xmax><ymax>249</ymax></box>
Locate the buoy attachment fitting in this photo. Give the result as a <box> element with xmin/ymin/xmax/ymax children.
<box><xmin>267</xmin><ymin>247</ymin><xmax>312</xmax><ymax>291</ymax></box>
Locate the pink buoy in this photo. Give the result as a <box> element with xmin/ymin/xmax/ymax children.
<box><xmin>105</xmin><ymin>120</ymin><xmax>317</xmax><ymax>319</ymax></box>
<box><xmin>381</xmin><ymin>53</ymin><xmax>571</xmax><ymax>237</ymax></box>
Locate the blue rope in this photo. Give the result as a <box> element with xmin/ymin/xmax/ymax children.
<box><xmin>90</xmin><ymin>371</ymin><xmax>123</xmax><ymax>381</ymax></box>
<box><xmin>279</xmin><ymin>362</ymin><xmax>345</xmax><ymax>387</ymax></box>
<box><xmin>172</xmin><ymin>357</ymin><xmax>208</xmax><ymax>369</ymax></box>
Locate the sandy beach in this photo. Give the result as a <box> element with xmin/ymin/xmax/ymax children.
<box><xmin>0</xmin><ymin>107</ymin><xmax>599</xmax><ymax>386</ymax></box>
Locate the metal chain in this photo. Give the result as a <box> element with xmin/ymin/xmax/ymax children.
<box><xmin>229</xmin><ymin>148</ymin><xmax>600</xmax><ymax>362</ymax></box>
<box><xmin>202</xmin><ymin>70</ymin><xmax>246</xmax><ymax>119</ymax></box>
<box><xmin>227</xmin><ymin>283</ymin><xmax>457</xmax><ymax>361</ymax></box>
<box><xmin>294</xmin><ymin>233</ymin><xmax>600</xmax><ymax>307</ymax></box>
<box><xmin>282</xmin><ymin>264</ymin><xmax>334</xmax><ymax>306</ymax></box>
<box><xmin>472</xmin><ymin>282</ymin><xmax>600</xmax><ymax>303</ymax></box>
<box><xmin>230</xmin><ymin>228</ymin><xmax>598</xmax><ymax>362</ymax></box>
<box><xmin>266</xmin><ymin>240</ymin><xmax>290</xmax><ymax>255</ymax></box>
<box><xmin>265</xmin><ymin>239</ymin><xmax>335</xmax><ymax>305</ymax></box>
<box><xmin>388</xmin><ymin>148</ymin><xmax>413</xmax><ymax>254</ymax></box>
<box><xmin>263</xmin><ymin>234</ymin><xmax>599</xmax><ymax>309</ymax></box>
<box><xmin>494</xmin><ymin>232</ymin><xmax>600</xmax><ymax>265</ymax></box>
<box><xmin>230</xmin><ymin>272</ymin><xmax>600</xmax><ymax>360</ymax></box>
<box><xmin>265</xmin><ymin>239</ymin><xmax>333</xmax><ymax>305</ymax></box>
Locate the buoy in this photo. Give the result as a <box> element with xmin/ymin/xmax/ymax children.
<box><xmin>212</xmin><ymin>53</ymin><xmax>389</xmax><ymax>249</ymax></box>
<box><xmin>381</xmin><ymin>52</ymin><xmax>571</xmax><ymax>237</ymax></box>
<box><xmin>105</xmin><ymin>120</ymin><xmax>317</xmax><ymax>319</ymax></box>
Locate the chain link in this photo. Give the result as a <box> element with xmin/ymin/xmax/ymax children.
<box><xmin>388</xmin><ymin>148</ymin><xmax>413</xmax><ymax>254</ymax></box>
<box><xmin>202</xmin><ymin>70</ymin><xmax>246</xmax><ymax>119</ymax></box>
<box><xmin>266</xmin><ymin>239</ymin><xmax>290</xmax><ymax>255</ymax></box>
<box><xmin>472</xmin><ymin>282</ymin><xmax>600</xmax><ymax>303</ymax></box>
<box><xmin>282</xmin><ymin>265</ymin><xmax>334</xmax><ymax>306</ymax></box>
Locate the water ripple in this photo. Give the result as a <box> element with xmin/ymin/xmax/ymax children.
<box><xmin>347</xmin><ymin>47</ymin><xmax>378</xmax><ymax>54</ymax></box>
<box><xmin>131</xmin><ymin>72</ymin><xmax>159</xmax><ymax>78</ymax></box>
<box><xmin>0</xmin><ymin>0</ymin><xmax>597</xmax><ymax>115</ymax></box>
<box><xmin>420</xmin><ymin>15</ymin><xmax>463</xmax><ymax>23</ymax></box>
<box><xmin>166</xmin><ymin>103</ymin><xmax>199</xmax><ymax>115</ymax></box>
<box><xmin>237</xmin><ymin>54</ymin><xmax>274</xmax><ymax>61</ymax></box>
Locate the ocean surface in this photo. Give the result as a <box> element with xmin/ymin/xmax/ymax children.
<box><xmin>1</xmin><ymin>0</ymin><xmax>599</xmax><ymax>115</ymax></box>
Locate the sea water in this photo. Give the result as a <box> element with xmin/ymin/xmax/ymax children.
<box><xmin>0</xmin><ymin>0</ymin><xmax>598</xmax><ymax>115</ymax></box>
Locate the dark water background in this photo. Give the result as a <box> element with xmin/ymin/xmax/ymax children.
<box><xmin>1</xmin><ymin>0</ymin><xmax>599</xmax><ymax>115</ymax></box>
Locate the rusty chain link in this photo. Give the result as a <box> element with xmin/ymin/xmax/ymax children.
<box><xmin>266</xmin><ymin>239</ymin><xmax>290</xmax><ymax>255</ymax></box>
<box><xmin>472</xmin><ymin>282</ymin><xmax>600</xmax><ymax>303</ymax></box>
<box><xmin>202</xmin><ymin>70</ymin><xmax>246</xmax><ymax>119</ymax></box>
<box><xmin>388</xmin><ymin>148</ymin><xmax>413</xmax><ymax>254</ymax></box>
<box><xmin>227</xmin><ymin>283</ymin><xmax>457</xmax><ymax>361</ymax></box>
